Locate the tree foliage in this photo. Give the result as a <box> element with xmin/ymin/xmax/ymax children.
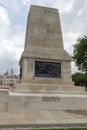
<box><xmin>73</xmin><ymin>35</ymin><xmax>87</xmax><ymax>72</ymax></box>
<box><xmin>72</xmin><ymin>72</ymin><xmax>87</xmax><ymax>87</ymax></box>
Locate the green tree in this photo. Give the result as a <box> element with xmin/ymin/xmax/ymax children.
<box><xmin>72</xmin><ymin>73</ymin><xmax>86</xmax><ymax>86</ymax></box>
<box><xmin>73</xmin><ymin>35</ymin><xmax>87</xmax><ymax>72</ymax></box>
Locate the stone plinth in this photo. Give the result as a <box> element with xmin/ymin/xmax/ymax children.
<box><xmin>16</xmin><ymin>5</ymin><xmax>74</xmax><ymax>93</ymax></box>
<box><xmin>9</xmin><ymin>92</ymin><xmax>87</xmax><ymax>112</ymax></box>
<box><xmin>15</xmin><ymin>83</ymin><xmax>85</xmax><ymax>94</ymax></box>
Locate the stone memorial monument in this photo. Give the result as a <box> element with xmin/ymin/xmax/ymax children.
<box><xmin>15</xmin><ymin>5</ymin><xmax>84</xmax><ymax>93</ymax></box>
<box><xmin>20</xmin><ymin>5</ymin><xmax>72</xmax><ymax>84</ymax></box>
<box><xmin>0</xmin><ymin>5</ymin><xmax>87</xmax><ymax>126</ymax></box>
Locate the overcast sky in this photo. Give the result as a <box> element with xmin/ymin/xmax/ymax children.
<box><xmin>0</xmin><ymin>0</ymin><xmax>87</xmax><ymax>74</ymax></box>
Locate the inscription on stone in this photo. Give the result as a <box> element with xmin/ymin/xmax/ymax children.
<box><xmin>35</xmin><ymin>61</ymin><xmax>61</xmax><ymax>78</ymax></box>
<box><xmin>42</xmin><ymin>97</ymin><xmax>60</xmax><ymax>102</ymax></box>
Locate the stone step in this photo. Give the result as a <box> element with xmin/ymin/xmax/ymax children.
<box><xmin>8</xmin><ymin>92</ymin><xmax>87</xmax><ymax>111</ymax></box>
<box><xmin>21</xmin><ymin>77</ymin><xmax>74</xmax><ymax>85</ymax></box>
<box><xmin>14</xmin><ymin>83</ymin><xmax>86</xmax><ymax>94</ymax></box>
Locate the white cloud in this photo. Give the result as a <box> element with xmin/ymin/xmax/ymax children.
<box><xmin>63</xmin><ymin>32</ymin><xmax>81</xmax><ymax>55</ymax></box>
<box><xmin>0</xmin><ymin>6</ymin><xmax>10</xmax><ymax>38</ymax></box>
<box><xmin>71</xmin><ymin>61</ymin><xmax>79</xmax><ymax>74</ymax></box>
<box><xmin>22</xmin><ymin>0</ymin><xmax>46</xmax><ymax>6</ymax></box>
<box><xmin>0</xmin><ymin>0</ymin><xmax>10</xmax><ymax>6</ymax></box>
<box><xmin>0</xmin><ymin>5</ymin><xmax>24</xmax><ymax>74</ymax></box>
<box><xmin>51</xmin><ymin>0</ymin><xmax>75</xmax><ymax>13</ymax></box>
<box><xmin>0</xmin><ymin>28</ymin><xmax>24</xmax><ymax>74</ymax></box>
<box><xmin>22</xmin><ymin>0</ymin><xmax>75</xmax><ymax>13</ymax></box>
<box><xmin>0</xmin><ymin>6</ymin><xmax>10</xmax><ymax>26</ymax></box>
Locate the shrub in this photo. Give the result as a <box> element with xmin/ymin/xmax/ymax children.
<box><xmin>72</xmin><ymin>72</ymin><xmax>87</xmax><ymax>87</ymax></box>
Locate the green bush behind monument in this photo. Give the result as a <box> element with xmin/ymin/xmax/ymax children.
<box><xmin>72</xmin><ymin>72</ymin><xmax>87</xmax><ymax>87</ymax></box>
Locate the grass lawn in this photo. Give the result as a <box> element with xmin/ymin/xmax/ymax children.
<box><xmin>28</xmin><ymin>128</ymin><xmax>87</xmax><ymax>130</ymax></box>
<box><xmin>49</xmin><ymin>128</ymin><xmax>87</xmax><ymax>130</ymax></box>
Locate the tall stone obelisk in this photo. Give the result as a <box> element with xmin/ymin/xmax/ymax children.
<box><xmin>17</xmin><ymin>5</ymin><xmax>74</xmax><ymax>92</ymax></box>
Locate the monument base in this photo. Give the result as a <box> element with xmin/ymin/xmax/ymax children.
<box><xmin>0</xmin><ymin>88</ymin><xmax>87</xmax><ymax>126</ymax></box>
<box><xmin>9</xmin><ymin>91</ymin><xmax>87</xmax><ymax>112</ymax></box>
<box><xmin>14</xmin><ymin>83</ymin><xmax>85</xmax><ymax>94</ymax></box>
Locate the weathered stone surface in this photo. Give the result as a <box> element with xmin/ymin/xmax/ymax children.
<box><xmin>8</xmin><ymin>92</ymin><xmax>87</xmax><ymax>112</ymax></box>
<box><xmin>25</xmin><ymin>5</ymin><xmax>64</xmax><ymax>50</ymax></box>
<box><xmin>18</xmin><ymin>5</ymin><xmax>73</xmax><ymax>89</ymax></box>
<box><xmin>0</xmin><ymin>5</ymin><xmax>87</xmax><ymax>126</ymax></box>
<box><xmin>0</xmin><ymin>90</ymin><xmax>8</xmax><ymax>112</ymax></box>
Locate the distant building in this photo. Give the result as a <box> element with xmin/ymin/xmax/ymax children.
<box><xmin>2</xmin><ymin>69</ymin><xmax>19</xmax><ymax>86</ymax></box>
<box><xmin>0</xmin><ymin>74</ymin><xmax>3</xmax><ymax>85</ymax></box>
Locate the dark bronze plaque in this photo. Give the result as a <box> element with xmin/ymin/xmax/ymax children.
<box><xmin>35</xmin><ymin>61</ymin><xmax>61</xmax><ymax>78</ymax></box>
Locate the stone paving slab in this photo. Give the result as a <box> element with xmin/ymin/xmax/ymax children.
<box><xmin>9</xmin><ymin>92</ymin><xmax>87</xmax><ymax>97</ymax></box>
<box><xmin>0</xmin><ymin>110</ymin><xmax>87</xmax><ymax>125</ymax></box>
